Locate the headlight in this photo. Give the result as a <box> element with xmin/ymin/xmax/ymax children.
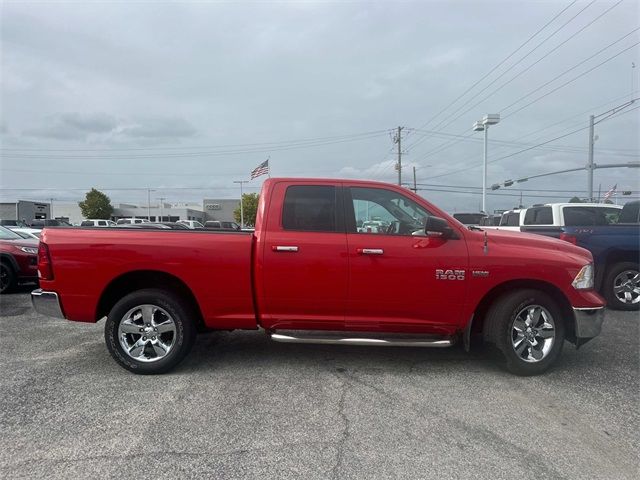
<box><xmin>17</xmin><ymin>246</ymin><xmax>38</xmax><ymax>255</ymax></box>
<box><xmin>572</xmin><ymin>264</ymin><xmax>594</xmax><ymax>290</ymax></box>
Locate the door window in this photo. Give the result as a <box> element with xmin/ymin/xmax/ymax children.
<box><xmin>348</xmin><ymin>187</ymin><xmax>432</xmax><ymax>235</ymax></box>
<box><xmin>282</xmin><ymin>185</ymin><xmax>339</xmax><ymax>232</ymax></box>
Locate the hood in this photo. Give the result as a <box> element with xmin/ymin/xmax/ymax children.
<box><xmin>479</xmin><ymin>228</ymin><xmax>592</xmax><ymax>263</ymax></box>
<box><xmin>3</xmin><ymin>238</ymin><xmax>39</xmax><ymax>249</ymax></box>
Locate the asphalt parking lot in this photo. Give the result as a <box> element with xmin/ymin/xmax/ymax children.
<box><xmin>0</xmin><ymin>289</ymin><xmax>638</xmax><ymax>479</ymax></box>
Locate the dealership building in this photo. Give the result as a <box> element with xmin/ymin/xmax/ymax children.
<box><xmin>1</xmin><ymin>199</ymin><xmax>240</xmax><ymax>225</ymax></box>
<box><xmin>0</xmin><ymin>200</ymin><xmax>52</xmax><ymax>223</ymax></box>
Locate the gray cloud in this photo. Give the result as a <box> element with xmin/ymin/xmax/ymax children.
<box><xmin>120</xmin><ymin>117</ymin><xmax>197</xmax><ymax>139</ymax></box>
<box><xmin>22</xmin><ymin>113</ymin><xmax>197</xmax><ymax>142</ymax></box>
<box><xmin>1</xmin><ymin>1</ymin><xmax>638</xmax><ymax>211</ymax></box>
<box><xmin>23</xmin><ymin>112</ymin><xmax>118</xmax><ymax>140</ymax></box>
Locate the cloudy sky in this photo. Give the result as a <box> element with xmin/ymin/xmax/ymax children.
<box><xmin>1</xmin><ymin>0</ymin><xmax>638</xmax><ymax>213</ymax></box>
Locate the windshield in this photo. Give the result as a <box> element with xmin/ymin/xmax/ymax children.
<box><xmin>0</xmin><ymin>225</ymin><xmax>23</xmax><ymax>240</ymax></box>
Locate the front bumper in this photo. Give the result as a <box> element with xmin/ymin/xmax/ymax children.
<box><xmin>31</xmin><ymin>289</ymin><xmax>65</xmax><ymax>319</ymax></box>
<box><xmin>573</xmin><ymin>306</ymin><xmax>605</xmax><ymax>346</ymax></box>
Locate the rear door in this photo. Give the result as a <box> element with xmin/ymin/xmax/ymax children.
<box><xmin>259</xmin><ymin>182</ymin><xmax>348</xmax><ymax>330</ymax></box>
<box><xmin>344</xmin><ymin>185</ymin><xmax>469</xmax><ymax>332</ymax></box>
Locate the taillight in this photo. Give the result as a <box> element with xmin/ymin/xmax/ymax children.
<box><xmin>38</xmin><ymin>242</ymin><xmax>54</xmax><ymax>280</ymax></box>
<box><xmin>560</xmin><ymin>233</ymin><xmax>577</xmax><ymax>245</ymax></box>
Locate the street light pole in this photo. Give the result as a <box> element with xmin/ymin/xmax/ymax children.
<box><xmin>483</xmin><ymin>125</ymin><xmax>488</xmax><ymax>214</ymax></box>
<box><xmin>158</xmin><ymin>197</ymin><xmax>166</xmax><ymax>222</ymax></box>
<box><xmin>587</xmin><ymin>114</ymin><xmax>595</xmax><ymax>202</ymax></box>
<box><xmin>473</xmin><ymin>114</ymin><xmax>500</xmax><ymax>214</ymax></box>
<box><xmin>233</xmin><ymin>181</ymin><xmax>248</xmax><ymax>228</ymax></box>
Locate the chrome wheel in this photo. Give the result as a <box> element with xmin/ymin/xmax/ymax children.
<box><xmin>613</xmin><ymin>270</ymin><xmax>640</xmax><ymax>305</ymax></box>
<box><xmin>118</xmin><ymin>304</ymin><xmax>176</xmax><ymax>363</ymax></box>
<box><xmin>511</xmin><ymin>305</ymin><xmax>555</xmax><ymax>363</ymax></box>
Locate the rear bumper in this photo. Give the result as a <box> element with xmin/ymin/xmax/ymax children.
<box><xmin>31</xmin><ymin>289</ymin><xmax>65</xmax><ymax>319</ymax></box>
<box><xmin>573</xmin><ymin>306</ymin><xmax>605</xmax><ymax>344</ymax></box>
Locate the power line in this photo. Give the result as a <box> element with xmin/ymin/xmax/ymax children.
<box><xmin>0</xmin><ymin>129</ymin><xmax>392</xmax><ymax>152</ymax></box>
<box><xmin>408</xmin><ymin>8</ymin><xmax>629</xmax><ymax>163</ymax></box>
<box><xmin>408</xmin><ymin>182</ymin><xmax>639</xmax><ymax>193</ymax></box>
<box><xmin>415</xmin><ymin>70</ymin><xmax>638</xmax><ymax>168</ymax></box>
<box><xmin>0</xmin><ymin>131</ymin><xmax>390</xmax><ymax>159</ymax></box>
<box><xmin>503</xmin><ymin>42</ymin><xmax>640</xmax><ymax>119</ymax></box>
<box><xmin>411</xmin><ymin>186</ymin><xmax>639</xmax><ymax>199</ymax></box>
<box><xmin>429</xmin><ymin>101</ymin><xmax>639</xmax><ymax>180</ymax></box>
<box><xmin>406</xmin><ymin>126</ymin><xmax>639</xmax><ymax>156</ymax></box>
<box><xmin>500</xmin><ymin>27</ymin><xmax>639</xmax><ymax>113</ymax></box>
<box><xmin>404</xmin><ymin>0</ymin><xmax>578</xmax><ymax>144</ymax></box>
<box><xmin>433</xmin><ymin>0</ymin><xmax>625</xmax><ymax>129</ymax></box>
<box><xmin>408</xmin><ymin>0</ymin><xmax>598</xmax><ymax>152</ymax></box>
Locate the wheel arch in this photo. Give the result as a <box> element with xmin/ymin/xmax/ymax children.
<box><xmin>0</xmin><ymin>253</ymin><xmax>19</xmax><ymax>272</ymax></box>
<box><xmin>96</xmin><ymin>270</ymin><xmax>206</xmax><ymax>331</ymax></box>
<box><xmin>600</xmin><ymin>249</ymin><xmax>639</xmax><ymax>280</ymax></box>
<box><xmin>470</xmin><ymin>279</ymin><xmax>576</xmax><ymax>344</ymax></box>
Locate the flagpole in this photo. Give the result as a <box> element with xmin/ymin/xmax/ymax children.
<box><xmin>267</xmin><ymin>156</ymin><xmax>271</xmax><ymax>178</ymax></box>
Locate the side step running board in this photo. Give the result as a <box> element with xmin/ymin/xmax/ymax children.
<box><xmin>268</xmin><ymin>331</ymin><xmax>453</xmax><ymax>348</ymax></box>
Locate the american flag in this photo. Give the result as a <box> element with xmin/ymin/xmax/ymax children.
<box><xmin>603</xmin><ymin>184</ymin><xmax>617</xmax><ymax>201</ymax></box>
<box><xmin>250</xmin><ymin>159</ymin><xmax>269</xmax><ymax>179</ymax></box>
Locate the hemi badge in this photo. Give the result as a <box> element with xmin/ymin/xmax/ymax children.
<box><xmin>472</xmin><ymin>270</ymin><xmax>489</xmax><ymax>277</ymax></box>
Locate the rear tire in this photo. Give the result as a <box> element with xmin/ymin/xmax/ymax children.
<box><xmin>484</xmin><ymin>289</ymin><xmax>565</xmax><ymax>376</ymax></box>
<box><xmin>0</xmin><ymin>262</ymin><xmax>16</xmax><ymax>294</ymax></box>
<box><xmin>105</xmin><ymin>289</ymin><xmax>196</xmax><ymax>374</ymax></box>
<box><xmin>602</xmin><ymin>262</ymin><xmax>639</xmax><ymax>311</ymax></box>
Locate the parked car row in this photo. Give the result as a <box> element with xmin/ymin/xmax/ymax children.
<box><xmin>0</xmin><ymin>226</ymin><xmax>39</xmax><ymax>294</ymax></box>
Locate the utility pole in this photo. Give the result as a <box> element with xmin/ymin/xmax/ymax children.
<box><xmin>147</xmin><ymin>189</ymin><xmax>152</xmax><ymax>220</ymax></box>
<box><xmin>587</xmin><ymin>114</ymin><xmax>595</xmax><ymax>202</ymax></box>
<box><xmin>49</xmin><ymin>198</ymin><xmax>54</xmax><ymax>219</ymax></box>
<box><xmin>586</xmin><ymin>99</ymin><xmax>637</xmax><ymax>202</ymax></box>
<box><xmin>233</xmin><ymin>181</ymin><xmax>248</xmax><ymax>228</ymax></box>
<box><xmin>412</xmin><ymin>166</ymin><xmax>417</xmax><ymax>193</ymax></box>
<box><xmin>158</xmin><ymin>197</ymin><xmax>166</xmax><ymax>222</ymax></box>
<box><xmin>394</xmin><ymin>126</ymin><xmax>403</xmax><ymax>186</ymax></box>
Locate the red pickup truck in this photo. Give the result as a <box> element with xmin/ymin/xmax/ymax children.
<box><xmin>32</xmin><ymin>178</ymin><xmax>605</xmax><ymax>376</ymax></box>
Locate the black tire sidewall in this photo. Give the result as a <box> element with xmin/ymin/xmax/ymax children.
<box><xmin>489</xmin><ymin>290</ymin><xmax>565</xmax><ymax>376</ymax></box>
<box><xmin>105</xmin><ymin>289</ymin><xmax>195</xmax><ymax>374</ymax></box>
<box><xmin>603</xmin><ymin>262</ymin><xmax>639</xmax><ymax>311</ymax></box>
<box><xmin>0</xmin><ymin>262</ymin><xmax>16</xmax><ymax>294</ymax></box>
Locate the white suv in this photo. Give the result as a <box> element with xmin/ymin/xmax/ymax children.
<box><xmin>176</xmin><ymin>220</ymin><xmax>205</xmax><ymax>229</ymax></box>
<box><xmin>81</xmin><ymin>219</ymin><xmax>117</xmax><ymax>227</ymax></box>
<box><xmin>116</xmin><ymin>218</ymin><xmax>149</xmax><ymax>225</ymax></box>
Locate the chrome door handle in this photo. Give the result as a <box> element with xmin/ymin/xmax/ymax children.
<box><xmin>357</xmin><ymin>248</ymin><xmax>384</xmax><ymax>255</ymax></box>
<box><xmin>273</xmin><ymin>246</ymin><xmax>299</xmax><ymax>252</ymax></box>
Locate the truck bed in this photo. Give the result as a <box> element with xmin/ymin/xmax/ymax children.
<box><xmin>39</xmin><ymin>228</ymin><xmax>257</xmax><ymax>329</ymax></box>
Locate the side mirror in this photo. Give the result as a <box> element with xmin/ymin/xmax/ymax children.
<box><xmin>424</xmin><ymin>216</ymin><xmax>454</xmax><ymax>239</ymax></box>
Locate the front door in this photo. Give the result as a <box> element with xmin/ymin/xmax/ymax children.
<box><xmin>259</xmin><ymin>182</ymin><xmax>348</xmax><ymax>330</ymax></box>
<box><xmin>345</xmin><ymin>185</ymin><xmax>469</xmax><ymax>333</ymax></box>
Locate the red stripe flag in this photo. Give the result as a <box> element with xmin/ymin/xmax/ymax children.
<box><xmin>603</xmin><ymin>184</ymin><xmax>617</xmax><ymax>201</ymax></box>
<box><xmin>250</xmin><ymin>159</ymin><xmax>269</xmax><ymax>179</ymax></box>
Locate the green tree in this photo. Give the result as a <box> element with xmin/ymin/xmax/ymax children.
<box><xmin>569</xmin><ymin>196</ymin><xmax>583</xmax><ymax>203</ymax></box>
<box><xmin>234</xmin><ymin>193</ymin><xmax>259</xmax><ymax>227</ymax></box>
<box><xmin>79</xmin><ymin>188</ymin><xmax>114</xmax><ymax>219</ymax></box>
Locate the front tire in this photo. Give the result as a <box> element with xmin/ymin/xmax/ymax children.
<box><xmin>484</xmin><ymin>289</ymin><xmax>565</xmax><ymax>376</ymax></box>
<box><xmin>603</xmin><ymin>262</ymin><xmax>639</xmax><ymax>311</ymax></box>
<box><xmin>0</xmin><ymin>262</ymin><xmax>16</xmax><ymax>294</ymax></box>
<box><xmin>105</xmin><ymin>289</ymin><xmax>196</xmax><ymax>374</ymax></box>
